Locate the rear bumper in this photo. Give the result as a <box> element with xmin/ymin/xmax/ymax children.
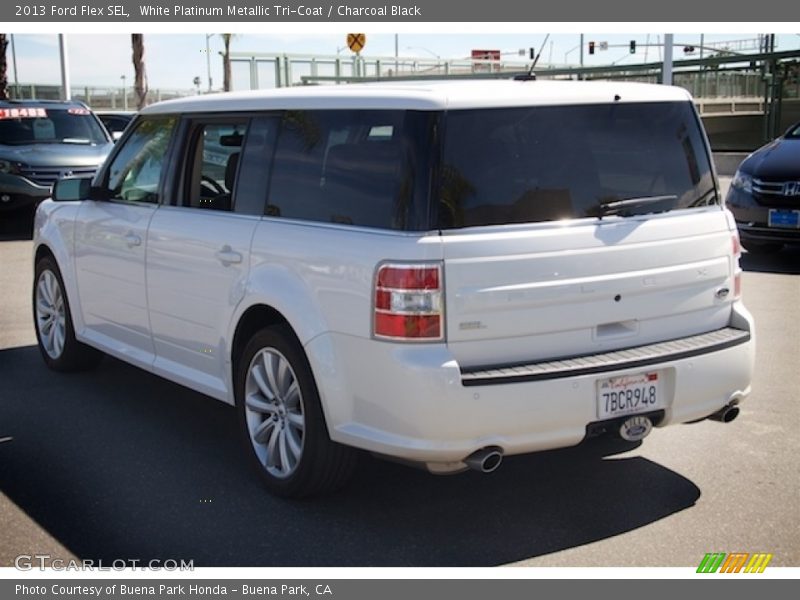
<box><xmin>305</xmin><ymin>304</ymin><xmax>755</xmax><ymax>467</ymax></box>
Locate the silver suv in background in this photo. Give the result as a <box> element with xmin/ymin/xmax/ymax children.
<box><xmin>0</xmin><ymin>100</ymin><xmax>112</xmax><ymax>215</ymax></box>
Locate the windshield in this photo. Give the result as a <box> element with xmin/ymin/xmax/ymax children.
<box><xmin>437</xmin><ymin>101</ymin><xmax>716</xmax><ymax>229</ymax></box>
<box><xmin>0</xmin><ymin>106</ymin><xmax>108</xmax><ymax>145</ymax></box>
<box><xmin>785</xmin><ymin>122</ymin><xmax>800</xmax><ymax>139</ymax></box>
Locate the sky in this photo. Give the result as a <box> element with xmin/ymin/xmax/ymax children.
<box><xmin>5</xmin><ymin>32</ymin><xmax>800</xmax><ymax>93</ymax></box>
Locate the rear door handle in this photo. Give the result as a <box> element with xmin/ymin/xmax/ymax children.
<box><xmin>124</xmin><ymin>232</ymin><xmax>142</xmax><ymax>248</ymax></box>
<box><xmin>215</xmin><ymin>245</ymin><xmax>243</xmax><ymax>266</ymax></box>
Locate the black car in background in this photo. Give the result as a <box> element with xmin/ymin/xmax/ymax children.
<box><xmin>0</xmin><ymin>100</ymin><xmax>113</xmax><ymax>215</ymax></box>
<box><xmin>95</xmin><ymin>110</ymin><xmax>136</xmax><ymax>140</ymax></box>
<box><xmin>726</xmin><ymin>121</ymin><xmax>800</xmax><ymax>253</ymax></box>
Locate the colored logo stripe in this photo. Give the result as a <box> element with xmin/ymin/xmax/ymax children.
<box><xmin>697</xmin><ymin>552</ymin><xmax>773</xmax><ymax>573</ymax></box>
<box><xmin>720</xmin><ymin>553</ymin><xmax>749</xmax><ymax>573</ymax></box>
<box><xmin>697</xmin><ymin>553</ymin><xmax>727</xmax><ymax>573</ymax></box>
<box><xmin>744</xmin><ymin>553</ymin><xmax>773</xmax><ymax>573</ymax></box>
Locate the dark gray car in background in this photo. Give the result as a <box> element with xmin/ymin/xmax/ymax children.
<box><xmin>726</xmin><ymin>121</ymin><xmax>800</xmax><ymax>253</ymax></box>
<box><xmin>0</xmin><ymin>100</ymin><xmax>113</xmax><ymax>216</ymax></box>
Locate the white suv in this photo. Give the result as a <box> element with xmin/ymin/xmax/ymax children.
<box><xmin>33</xmin><ymin>81</ymin><xmax>755</xmax><ymax>497</ymax></box>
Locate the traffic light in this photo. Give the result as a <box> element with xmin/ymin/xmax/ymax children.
<box><xmin>530</xmin><ymin>47</ymin><xmax>535</xmax><ymax>60</ymax></box>
<box><xmin>589</xmin><ymin>41</ymin><xmax>595</xmax><ymax>55</ymax></box>
<box><xmin>629</xmin><ymin>40</ymin><xmax>636</xmax><ymax>54</ymax></box>
<box><xmin>683</xmin><ymin>45</ymin><xmax>696</xmax><ymax>54</ymax></box>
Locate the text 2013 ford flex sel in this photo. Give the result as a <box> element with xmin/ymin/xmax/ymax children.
<box><xmin>33</xmin><ymin>81</ymin><xmax>755</xmax><ymax>497</ymax></box>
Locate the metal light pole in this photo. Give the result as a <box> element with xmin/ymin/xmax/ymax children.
<box><xmin>121</xmin><ymin>75</ymin><xmax>127</xmax><ymax>110</ymax></box>
<box><xmin>205</xmin><ymin>34</ymin><xmax>213</xmax><ymax>92</ymax></box>
<box><xmin>58</xmin><ymin>34</ymin><xmax>71</xmax><ymax>100</ymax></box>
<box><xmin>10</xmin><ymin>34</ymin><xmax>19</xmax><ymax>95</ymax></box>
<box><xmin>662</xmin><ymin>33</ymin><xmax>674</xmax><ymax>85</ymax></box>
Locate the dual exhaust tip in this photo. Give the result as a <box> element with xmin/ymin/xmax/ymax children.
<box><xmin>461</xmin><ymin>404</ymin><xmax>740</xmax><ymax>474</ymax></box>
<box><xmin>708</xmin><ymin>403</ymin><xmax>740</xmax><ymax>423</ymax></box>
<box><xmin>464</xmin><ymin>446</ymin><xmax>504</xmax><ymax>473</ymax></box>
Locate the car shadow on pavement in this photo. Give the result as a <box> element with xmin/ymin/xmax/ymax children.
<box><xmin>0</xmin><ymin>345</ymin><xmax>701</xmax><ymax>567</ymax></box>
<box><xmin>0</xmin><ymin>211</ymin><xmax>34</xmax><ymax>242</ymax></box>
<box><xmin>741</xmin><ymin>244</ymin><xmax>800</xmax><ymax>275</ymax></box>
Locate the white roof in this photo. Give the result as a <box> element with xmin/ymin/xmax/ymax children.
<box><xmin>141</xmin><ymin>80</ymin><xmax>693</xmax><ymax>115</ymax></box>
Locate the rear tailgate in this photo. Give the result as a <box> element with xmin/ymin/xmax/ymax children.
<box><xmin>442</xmin><ymin>208</ymin><xmax>736</xmax><ymax>368</ymax></box>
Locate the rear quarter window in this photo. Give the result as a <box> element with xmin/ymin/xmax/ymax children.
<box><xmin>266</xmin><ymin>109</ymin><xmax>433</xmax><ymax>230</ymax></box>
<box><xmin>437</xmin><ymin>101</ymin><xmax>715</xmax><ymax>229</ymax></box>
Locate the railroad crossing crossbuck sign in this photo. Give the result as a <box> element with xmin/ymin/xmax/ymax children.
<box><xmin>347</xmin><ymin>33</ymin><xmax>366</xmax><ymax>53</ymax></box>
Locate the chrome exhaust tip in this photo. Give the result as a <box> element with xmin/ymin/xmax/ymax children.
<box><xmin>708</xmin><ymin>404</ymin><xmax>740</xmax><ymax>423</ymax></box>
<box><xmin>464</xmin><ymin>446</ymin><xmax>504</xmax><ymax>473</ymax></box>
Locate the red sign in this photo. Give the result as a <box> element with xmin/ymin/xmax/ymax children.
<box><xmin>0</xmin><ymin>107</ymin><xmax>47</xmax><ymax>120</ymax></box>
<box><xmin>471</xmin><ymin>49</ymin><xmax>501</xmax><ymax>61</ymax></box>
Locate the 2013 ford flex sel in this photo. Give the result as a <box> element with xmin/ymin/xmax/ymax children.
<box><xmin>33</xmin><ymin>81</ymin><xmax>755</xmax><ymax>497</ymax></box>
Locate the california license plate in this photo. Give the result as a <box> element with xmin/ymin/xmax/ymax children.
<box><xmin>768</xmin><ymin>209</ymin><xmax>800</xmax><ymax>229</ymax></box>
<box><xmin>597</xmin><ymin>371</ymin><xmax>662</xmax><ymax>419</ymax></box>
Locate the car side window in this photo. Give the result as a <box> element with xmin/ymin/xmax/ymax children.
<box><xmin>267</xmin><ymin>110</ymin><xmax>411</xmax><ymax>229</ymax></box>
<box><xmin>106</xmin><ymin>117</ymin><xmax>176</xmax><ymax>203</ymax></box>
<box><xmin>182</xmin><ymin>120</ymin><xmax>249</xmax><ymax>212</ymax></box>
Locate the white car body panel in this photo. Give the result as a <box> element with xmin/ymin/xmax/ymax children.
<box><xmin>73</xmin><ymin>200</ymin><xmax>156</xmax><ymax>368</ymax></box>
<box><xmin>146</xmin><ymin>207</ymin><xmax>259</xmax><ymax>402</ymax></box>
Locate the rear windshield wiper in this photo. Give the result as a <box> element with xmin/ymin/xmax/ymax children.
<box><xmin>588</xmin><ymin>195</ymin><xmax>678</xmax><ymax>219</ymax></box>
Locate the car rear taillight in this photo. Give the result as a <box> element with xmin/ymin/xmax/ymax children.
<box><xmin>732</xmin><ymin>232</ymin><xmax>742</xmax><ymax>300</ymax></box>
<box><xmin>373</xmin><ymin>263</ymin><xmax>444</xmax><ymax>341</ymax></box>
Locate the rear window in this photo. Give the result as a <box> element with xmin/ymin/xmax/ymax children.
<box><xmin>0</xmin><ymin>106</ymin><xmax>108</xmax><ymax>146</ymax></box>
<box><xmin>437</xmin><ymin>102</ymin><xmax>715</xmax><ymax>229</ymax></box>
<box><xmin>267</xmin><ymin>109</ymin><xmax>435</xmax><ymax>230</ymax></box>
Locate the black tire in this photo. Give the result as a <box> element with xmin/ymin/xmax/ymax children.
<box><xmin>742</xmin><ymin>240</ymin><xmax>782</xmax><ymax>254</ymax></box>
<box><xmin>33</xmin><ymin>256</ymin><xmax>103</xmax><ymax>372</ymax></box>
<box><xmin>235</xmin><ymin>324</ymin><xmax>358</xmax><ymax>498</ymax></box>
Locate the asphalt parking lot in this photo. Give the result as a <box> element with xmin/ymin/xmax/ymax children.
<box><xmin>1</xmin><ymin>196</ymin><xmax>799</xmax><ymax>568</ymax></box>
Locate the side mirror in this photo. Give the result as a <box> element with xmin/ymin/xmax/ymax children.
<box><xmin>52</xmin><ymin>176</ymin><xmax>109</xmax><ymax>202</ymax></box>
<box><xmin>52</xmin><ymin>176</ymin><xmax>92</xmax><ymax>202</ymax></box>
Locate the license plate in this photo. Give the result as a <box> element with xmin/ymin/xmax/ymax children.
<box><xmin>597</xmin><ymin>371</ymin><xmax>662</xmax><ymax>419</ymax></box>
<box><xmin>768</xmin><ymin>209</ymin><xmax>800</xmax><ymax>229</ymax></box>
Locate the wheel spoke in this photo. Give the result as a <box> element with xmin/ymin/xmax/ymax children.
<box><xmin>251</xmin><ymin>364</ymin><xmax>275</xmax><ymax>401</ymax></box>
<box><xmin>37</xmin><ymin>279</ymin><xmax>51</xmax><ymax>306</ymax></box>
<box><xmin>37</xmin><ymin>302</ymin><xmax>53</xmax><ymax>317</ymax></box>
<box><xmin>40</xmin><ymin>318</ymin><xmax>53</xmax><ymax>335</ymax></box>
<box><xmin>45</xmin><ymin>273</ymin><xmax>56</xmax><ymax>304</ymax></box>
<box><xmin>277</xmin><ymin>358</ymin><xmax>291</xmax><ymax>396</ymax></box>
<box><xmin>47</xmin><ymin>319</ymin><xmax>56</xmax><ymax>350</ymax></box>
<box><xmin>286</xmin><ymin>423</ymin><xmax>302</xmax><ymax>459</ymax></box>
<box><xmin>246</xmin><ymin>393</ymin><xmax>278</xmax><ymax>415</ymax></box>
<box><xmin>287</xmin><ymin>411</ymin><xmax>304</xmax><ymax>430</ymax></box>
<box><xmin>278</xmin><ymin>429</ymin><xmax>291</xmax><ymax>472</ymax></box>
<box><xmin>53</xmin><ymin>325</ymin><xmax>64</xmax><ymax>357</ymax></box>
<box><xmin>264</xmin><ymin>353</ymin><xmax>281</xmax><ymax>399</ymax></box>
<box><xmin>252</xmin><ymin>417</ymin><xmax>276</xmax><ymax>445</ymax></box>
<box><xmin>265</xmin><ymin>424</ymin><xmax>281</xmax><ymax>467</ymax></box>
<box><xmin>284</xmin><ymin>381</ymin><xmax>300</xmax><ymax>409</ymax></box>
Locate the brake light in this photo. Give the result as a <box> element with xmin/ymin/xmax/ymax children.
<box><xmin>732</xmin><ymin>232</ymin><xmax>741</xmax><ymax>259</ymax></box>
<box><xmin>732</xmin><ymin>232</ymin><xmax>742</xmax><ymax>300</ymax></box>
<box><xmin>373</xmin><ymin>263</ymin><xmax>444</xmax><ymax>341</ymax></box>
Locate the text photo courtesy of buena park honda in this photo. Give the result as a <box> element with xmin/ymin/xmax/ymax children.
<box><xmin>0</xmin><ymin>30</ymin><xmax>799</xmax><ymax>569</ymax></box>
